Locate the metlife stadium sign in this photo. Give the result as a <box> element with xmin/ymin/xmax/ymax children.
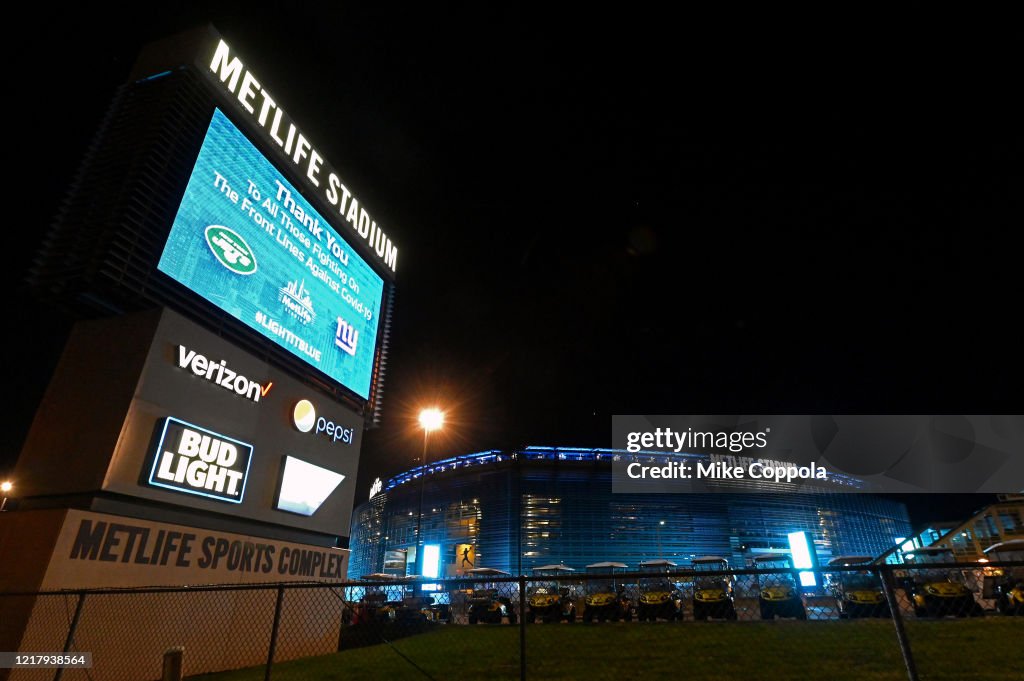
<box><xmin>158</xmin><ymin>109</ymin><xmax>385</xmax><ymax>399</ymax></box>
<box><xmin>203</xmin><ymin>38</ymin><xmax>398</xmax><ymax>275</ymax></box>
<box><xmin>28</xmin><ymin>28</ymin><xmax>396</xmax><ymax>414</ymax></box>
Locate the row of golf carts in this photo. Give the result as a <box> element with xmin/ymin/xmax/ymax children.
<box><xmin>520</xmin><ymin>555</ymin><xmax>885</xmax><ymax>623</ymax></box>
<box><xmin>353</xmin><ymin>540</ymin><xmax>1024</xmax><ymax>625</ymax></box>
<box><xmin>392</xmin><ymin>556</ymin><xmax>802</xmax><ymax>624</ymax></box>
<box><xmin>901</xmin><ymin>541</ymin><xmax>1024</xmax><ymax>618</ymax></box>
<box><xmin>457</xmin><ymin>556</ymin><xmax>814</xmax><ymax>623</ymax></box>
<box><xmin>525</xmin><ymin>541</ymin><xmax>1024</xmax><ymax>622</ymax></box>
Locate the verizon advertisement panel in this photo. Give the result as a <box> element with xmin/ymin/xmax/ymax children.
<box><xmin>101</xmin><ymin>308</ymin><xmax>362</xmax><ymax>538</ymax></box>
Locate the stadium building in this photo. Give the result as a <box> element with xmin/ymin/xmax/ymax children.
<box><xmin>349</xmin><ymin>447</ymin><xmax>913</xmax><ymax>577</ymax></box>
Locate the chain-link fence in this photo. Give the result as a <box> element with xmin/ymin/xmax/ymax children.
<box><xmin>3</xmin><ymin>561</ymin><xmax>1022</xmax><ymax>681</ymax></box>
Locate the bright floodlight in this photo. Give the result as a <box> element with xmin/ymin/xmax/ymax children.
<box><xmin>419</xmin><ymin>408</ymin><xmax>444</xmax><ymax>432</ymax></box>
<box><xmin>0</xmin><ymin>481</ymin><xmax>11</xmax><ymax>493</ymax></box>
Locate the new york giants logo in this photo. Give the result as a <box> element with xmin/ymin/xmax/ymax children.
<box><xmin>335</xmin><ymin>317</ymin><xmax>359</xmax><ymax>356</ymax></box>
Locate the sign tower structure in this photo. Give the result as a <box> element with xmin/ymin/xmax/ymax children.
<box><xmin>1</xmin><ymin>27</ymin><xmax>400</xmax><ymax>666</ymax></box>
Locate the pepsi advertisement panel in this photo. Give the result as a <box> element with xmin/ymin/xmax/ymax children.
<box><xmin>158</xmin><ymin>108</ymin><xmax>384</xmax><ymax>399</ymax></box>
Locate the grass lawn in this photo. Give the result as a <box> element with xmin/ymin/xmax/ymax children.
<box><xmin>190</xmin><ymin>619</ymin><xmax>1023</xmax><ymax>681</ymax></box>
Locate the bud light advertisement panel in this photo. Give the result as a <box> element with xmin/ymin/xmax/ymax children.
<box><xmin>148</xmin><ymin>417</ymin><xmax>254</xmax><ymax>503</ymax></box>
<box><xmin>158</xmin><ymin>108</ymin><xmax>384</xmax><ymax>399</ymax></box>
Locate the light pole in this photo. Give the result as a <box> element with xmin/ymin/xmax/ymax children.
<box><xmin>656</xmin><ymin>520</ymin><xmax>665</xmax><ymax>559</ymax></box>
<box><xmin>414</xmin><ymin>409</ymin><xmax>444</xmax><ymax>581</ymax></box>
<box><xmin>1</xmin><ymin>481</ymin><xmax>12</xmax><ymax>512</ymax></box>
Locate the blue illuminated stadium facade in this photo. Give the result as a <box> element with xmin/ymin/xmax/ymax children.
<box><xmin>348</xmin><ymin>447</ymin><xmax>912</xmax><ymax>578</ymax></box>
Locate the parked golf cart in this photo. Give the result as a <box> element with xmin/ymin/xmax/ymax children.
<box><xmin>825</xmin><ymin>556</ymin><xmax>890</xmax><ymax>618</ymax></box>
<box><xmin>753</xmin><ymin>554</ymin><xmax>807</xmax><ymax>620</ymax></box>
<box><xmin>582</xmin><ymin>562</ymin><xmax>633</xmax><ymax>622</ymax></box>
<box><xmin>903</xmin><ymin>547</ymin><xmax>983</xmax><ymax>618</ymax></box>
<box><xmin>466</xmin><ymin>567</ymin><xmax>518</xmax><ymax>624</ymax></box>
<box><xmin>983</xmin><ymin>540</ymin><xmax>1024</xmax><ymax>616</ymax></box>
<box><xmin>692</xmin><ymin>556</ymin><xmax>738</xmax><ymax>620</ymax></box>
<box><xmin>355</xmin><ymin>574</ymin><xmax>405</xmax><ymax>623</ymax></box>
<box><xmin>636</xmin><ymin>559</ymin><xmax>683</xmax><ymax>621</ymax></box>
<box><xmin>526</xmin><ymin>565</ymin><xmax>577</xmax><ymax>623</ymax></box>
<box><xmin>355</xmin><ymin>574</ymin><xmax>443</xmax><ymax>624</ymax></box>
<box><xmin>395</xmin><ymin>575</ymin><xmax>452</xmax><ymax>623</ymax></box>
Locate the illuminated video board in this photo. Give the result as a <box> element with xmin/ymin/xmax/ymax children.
<box><xmin>158</xmin><ymin>109</ymin><xmax>384</xmax><ymax>399</ymax></box>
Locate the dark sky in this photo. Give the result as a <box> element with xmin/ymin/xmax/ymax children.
<box><xmin>3</xmin><ymin>5</ymin><xmax>1020</xmax><ymax>526</ymax></box>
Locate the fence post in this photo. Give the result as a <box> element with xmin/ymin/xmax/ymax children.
<box><xmin>518</xmin><ymin>574</ymin><xmax>526</xmax><ymax>681</ymax></box>
<box><xmin>878</xmin><ymin>566</ymin><xmax>919</xmax><ymax>681</ymax></box>
<box><xmin>52</xmin><ymin>593</ymin><xmax>85</xmax><ymax>681</ymax></box>
<box><xmin>337</xmin><ymin>586</ymin><xmax>350</xmax><ymax>652</ymax></box>
<box><xmin>265</xmin><ymin>585</ymin><xmax>285</xmax><ymax>681</ymax></box>
<box><xmin>162</xmin><ymin>647</ymin><xmax>184</xmax><ymax>681</ymax></box>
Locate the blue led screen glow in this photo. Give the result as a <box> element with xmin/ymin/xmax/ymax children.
<box><xmin>787</xmin><ymin>530</ymin><xmax>818</xmax><ymax>587</ymax></box>
<box><xmin>158</xmin><ymin>109</ymin><xmax>384</xmax><ymax>399</ymax></box>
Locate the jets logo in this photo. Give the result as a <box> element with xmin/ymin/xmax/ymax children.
<box><xmin>205</xmin><ymin>225</ymin><xmax>257</xmax><ymax>275</ymax></box>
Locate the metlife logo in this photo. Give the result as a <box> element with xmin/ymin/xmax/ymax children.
<box><xmin>291</xmin><ymin>399</ymin><xmax>355</xmax><ymax>445</ymax></box>
<box><xmin>369</xmin><ymin>477</ymin><xmax>383</xmax><ymax>499</ymax></box>
<box><xmin>174</xmin><ymin>344</ymin><xmax>272</xmax><ymax>403</ymax></box>
<box><xmin>148</xmin><ymin>417</ymin><xmax>254</xmax><ymax>503</ymax></box>
<box><xmin>279</xmin><ymin>279</ymin><xmax>316</xmax><ymax>325</ymax></box>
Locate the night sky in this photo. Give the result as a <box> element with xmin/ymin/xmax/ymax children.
<box><xmin>3</xmin><ymin>6</ymin><xmax>1019</xmax><ymax>526</ymax></box>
